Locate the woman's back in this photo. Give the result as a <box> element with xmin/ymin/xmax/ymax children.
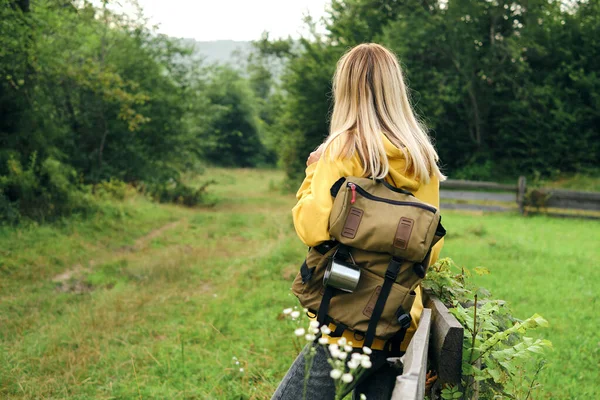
<box><xmin>273</xmin><ymin>43</ymin><xmax>445</xmax><ymax>400</ymax></box>
<box><xmin>292</xmin><ymin>132</ymin><xmax>444</xmax><ymax>352</ymax></box>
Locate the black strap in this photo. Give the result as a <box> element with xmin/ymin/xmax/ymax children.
<box><xmin>334</xmin><ymin>243</ymin><xmax>351</xmax><ymax>259</ymax></box>
<box><xmin>318</xmin><ymin>286</ymin><xmax>335</xmax><ymax>326</ymax></box>
<box><xmin>363</xmin><ymin>257</ymin><xmax>403</xmax><ymax>348</ymax></box>
<box><xmin>300</xmin><ymin>261</ymin><xmax>315</xmax><ymax>284</ymax></box>
<box><xmin>316</xmin><ymin>244</ymin><xmax>351</xmax><ymax>327</ymax></box>
<box><xmin>386</xmin><ymin>328</ymin><xmax>409</xmax><ymax>356</ymax></box>
<box><xmin>386</xmin><ymin>306</ymin><xmax>411</xmax><ymax>355</ymax></box>
<box><xmin>330</xmin><ymin>177</ymin><xmax>347</xmax><ymax>197</ymax></box>
<box><xmin>331</xmin><ymin>322</ymin><xmax>347</xmax><ymax>337</ymax></box>
<box><xmin>314</xmin><ymin>240</ymin><xmax>336</xmax><ymax>255</ymax></box>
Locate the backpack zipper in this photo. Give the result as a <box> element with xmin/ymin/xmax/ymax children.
<box><xmin>347</xmin><ymin>182</ymin><xmax>437</xmax><ymax>213</ymax></box>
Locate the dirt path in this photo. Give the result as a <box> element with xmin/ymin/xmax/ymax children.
<box><xmin>52</xmin><ymin>218</ymin><xmax>188</xmax><ymax>292</ymax></box>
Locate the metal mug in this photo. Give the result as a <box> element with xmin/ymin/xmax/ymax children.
<box><xmin>323</xmin><ymin>258</ymin><xmax>361</xmax><ymax>293</ymax></box>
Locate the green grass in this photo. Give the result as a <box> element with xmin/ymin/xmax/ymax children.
<box><xmin>441</xmin><ymin>212</ymin><xmax>599</xmax><ymax>399</ymax></box>
<box><xmin>538</xmin><ymin>172</ymin><xmax>600</xmax><ymax>192</ymax></box>
<box><xmin>0</xmin><ymin>168</ymin><xmax>598</xmax><ymax>399</ymax></box>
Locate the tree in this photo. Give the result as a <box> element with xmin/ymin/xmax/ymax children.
<box><xmin>199</xmin><ymin>66</ymin><xmax>266</xmax><ymax>167</ymax></box>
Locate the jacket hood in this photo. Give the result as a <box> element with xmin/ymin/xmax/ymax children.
<box><xmin>381</xmin><ymin>134</ymin><xmax>421</xmax><ymax>192</ymax></box>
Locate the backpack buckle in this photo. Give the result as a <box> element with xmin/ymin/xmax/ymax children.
<box><xmin>395</xmin><ymin>307</ymin><xmax>412</xmax><ymax>329</ymax></box>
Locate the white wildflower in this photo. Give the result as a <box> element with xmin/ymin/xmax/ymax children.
<box><xmin>344</xmin><ymin>345</ymin><xmax>353</xmax><ymax>353</ymax></box>
<box><xmin>305</xmin><ymin>333</ymin><xmax>316</xmax><ymax>341</ymax></box>
<box><xmin>341</xmin><ymin>373</ymin><xmax>354</xmax><ymax>383</ymax></box>
<box><xmin>347</xmin><ymin>359</ymin><xmax>360</xmax><ymax>370</ymax></box>
<box><xmin>294</xmin><ymin>328</ymin><xmax>305</xmax><ymax>337</ymax></box>
<box><xmin>351</xmin><ymin>352</ymin><xmax>363</xmax><ymax>360</ymax></box>
<box><xmin>330</xmin><ymin>369</ymin><xmax>342</xmax><ymax>380</ymax></box>
<box><xmin>338</xmin><ymin>351</ymin><xmax>348</xmax><ymax>360</ymax></box>
<box><xmin>330</xmin><ymin>348</ymin><xmax>341</xmax><ymax>359</ymax></box>
<box><xmin>318</xmin><ymin>337</ymin><xmax>329</xmax><ymax>345</ymax></box>
<box><xmin>361</xmin><ymin>359</ymin><xmax>373</xmax><ymax>369</ymax></box>
<box><xmin>309</xmin><ymin>321</ymin><xmax>320</xmax><ymax>329</ymax></box>
<box><xmin>235</xmin><ymin>361</ymin><xmax>240</xmax><ymax>365</ymax></box>
<box><xmin>337</xmin><ymin>337</ymin><xmax>347</xmax><ymax>346</ymax></box>
<box><xmin>329</xmin><ymin>344</ymin><xmax>339</xmax><ymax>352</ymax></box>
<box><xmin>320</xmin><ymin>325</ymin><xmax>332</xmax><ymax>335</ymax></box>
<box><xmin>290</xmin><ymin>311</ymin><xmax>301</xmax><ymax>319</ymax></box>
<box><xmin>283</xmin><ymin>308</ymin><xmax>292</xmax><ymax>315</ymax></box>
<box><xmin>360</xmin><ymin>394</ymin><xmax>367</xmax><ymax>400</ymax></box>
<box><xmin>362</xmin><ymin>347</ymin><xmax>372</xmax><ymax>355</ymax></box>
<box><xmin>239</xmin><ymin>368</ymin><xmax>244</xmax><ymax>373</ymax></box>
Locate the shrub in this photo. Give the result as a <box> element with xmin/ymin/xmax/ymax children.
<box><xmin>93</xmin><ymin>178</ymin><xmax>133</xmax><ymax>201</ymax></box>
<box><xmin>0</xmin><ymin>154</ymin><xmax>95</xmax><ymax>224</ymax></box>
<box><xmin>147</xmin><ymin>179</ymin><xmax>214</xmax><ymax>207</ymax></box>
<box><xmin>423</xmin><ymin>258</ymin><xmax>551</xmax><ymax>400</ymax></box>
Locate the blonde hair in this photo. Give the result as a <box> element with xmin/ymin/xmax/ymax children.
<box><xmin>324</xmin><ymin>43</ymin><xmax>445</xmax><ymax>183</ymax></box>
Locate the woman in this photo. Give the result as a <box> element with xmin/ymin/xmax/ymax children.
<box><xmin>273</xmin><ymin>43</ymin><xmax>445</xmax><ymax>400</ymax></box>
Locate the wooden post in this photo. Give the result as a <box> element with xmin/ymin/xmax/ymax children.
<box><xmin>391</xmin><ymin>309</ymin><xmax>432</xmax><ymax>400</ymax></box>
<box><xmin>517</xmin><ymin>176</ymin><xmax>527</xmax><ymax>215</ymax></box>
<box><xmin>424</xmin><ymin>292</ymin><xmax>464</xmax><ymax>386</ymax></box>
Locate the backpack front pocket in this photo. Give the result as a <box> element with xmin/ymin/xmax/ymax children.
<box><xmin>326</xmin><ymin>268</ymin><xmax>416</xmax><ymax>340</ymax></box>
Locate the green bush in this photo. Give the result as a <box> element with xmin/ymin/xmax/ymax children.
<box><xmin>0</xmin><ymin>154</ymin><xmax>94</xmax><ymax>224</ymax></box>
<box><xmin>423</xmin><ymin>258</ymin><xmax>551</xmax><ymax>399</ymax></box>
<box><xmin>147</xmin><ymin>179</ymin><xmax>214</xmax><ymax>207</ymax></box>
<box><xmin>93</xmin><ymin>178</ymin><xmax>133</xmax><ymax>201</ymax></box>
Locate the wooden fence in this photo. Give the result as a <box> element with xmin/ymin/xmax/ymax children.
<box><xmin>440</xmin><ymin>177</ymin><xmax>600</xmax><ymax>218</ymax></box>
<box><xmin>391</xmin><ymin>292</ymin><xmax>464</xmax><ymax>400</ymax></box>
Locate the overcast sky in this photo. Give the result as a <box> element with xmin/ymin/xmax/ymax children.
<box><xmin>135</xmin><ymin>0</ymin><xmax>329</xmax><ymax>41</ymax></box>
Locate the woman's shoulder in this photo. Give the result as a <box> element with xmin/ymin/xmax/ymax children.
<box><xmin>320</xmin><ymin>137</ymin><xmax>363</xmax><ymax>176</ymax></box>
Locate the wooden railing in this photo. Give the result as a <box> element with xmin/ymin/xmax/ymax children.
<box><xmin>391</xmin><ymin>292</ymin><xmax>464</xmax><ymax>399</ymax></box>
<box><xmin>440</xmin><ymin>177</ymin><xmax>600</xmax><ymax>217</ymax></box>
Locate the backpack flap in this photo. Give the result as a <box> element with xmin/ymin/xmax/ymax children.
<box><xmin>329</xmin><ymin>177</ymin><xmax>443</xmax><ymax>262</ymax></box>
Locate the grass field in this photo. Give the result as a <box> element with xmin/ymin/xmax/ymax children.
<box><xmin>0</xmin><ymin>169</ymin><xmax>598</xmax><ymax>399</ymax></box>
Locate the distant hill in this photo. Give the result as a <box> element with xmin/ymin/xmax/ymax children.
<box><xmin>178</xmin><ymin>39</ymin><xmax>254</xmax><ymax>65</ymax></box>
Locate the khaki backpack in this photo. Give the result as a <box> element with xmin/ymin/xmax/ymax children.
<box><xmin>292</xmin><ymin>176</ymin><xmax>446</xmax><ymax>350</ymax></box>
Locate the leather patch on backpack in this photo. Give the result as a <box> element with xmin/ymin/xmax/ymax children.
<box><xmin>394</xmin><ymin>217</ymin><xmax>414</xmax><ymax>250</ymax></box>
<box><xmin>342</xmin><ymin>207</ymin><xmax>363</xmax><ymax>239</ymax></box>
<box><xmin>363</xmin><ymin>285</ymin><xmax>382</xmax><ymax>317</ymax></box>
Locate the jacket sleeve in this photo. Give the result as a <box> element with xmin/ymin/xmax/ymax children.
<box><xmin>292</xmin><ymin>154</ymin><xmax>358</xmax><ymax>247</ymax></box>
<box><xmin>419</xmin><ymin>175</ymin><xmax>444</xmax><ymax>266</ymax></box>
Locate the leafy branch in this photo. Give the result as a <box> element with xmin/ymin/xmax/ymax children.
<box><xmin>423</xmin><ymin>258</ymin><xmax>552</xmax><ymax>400</ymax></box>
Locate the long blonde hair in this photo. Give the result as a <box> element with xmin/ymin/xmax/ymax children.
<box><xmin>324</xmin><ymin>43</ymin><xmax>445</xmax><ymax>183</ymax></box>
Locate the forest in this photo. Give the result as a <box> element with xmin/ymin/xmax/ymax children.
<box><xmin>1</xmin><ymin>0</ymin><xmax>599</xmax><ymax>223</ymax></box>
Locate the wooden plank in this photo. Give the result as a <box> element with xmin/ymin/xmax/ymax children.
<box><xmin>391</xmin><ymin>308</ymin><xmax>432</xmax><ymax>400</ymax></box>
<box><xmin>441</xmin><ymin>203</ymin><xmax>513</xmax><ymax>212</ymax></box>
<box><xmin>544</xmin><ymin>191</ymin><xmax>600</xmax><ymax>211</ymax></box>
<box><xmin>424</xmin><ymin>292</ymin><xmax>464</xmax><ymax>386</ymax></box>
<box><xmin>546</xmin><ymin>189</ymin><xmax>600</xmax><ymax>202</ymax></box>
<box><xmin>441</xmin><ymin>179</ymin><xmax>517</xmax><ymax>192</ymax></box>
<box><xmin>440</xmin><ymin>190</ymin><xmax>515</xmax><ymax>203</ymax></box>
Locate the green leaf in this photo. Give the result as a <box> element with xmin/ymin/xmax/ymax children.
<box><xmin>474</xmin><ymin>266</ymin><xmax>490</xmax><ymax>275</ymax></box>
